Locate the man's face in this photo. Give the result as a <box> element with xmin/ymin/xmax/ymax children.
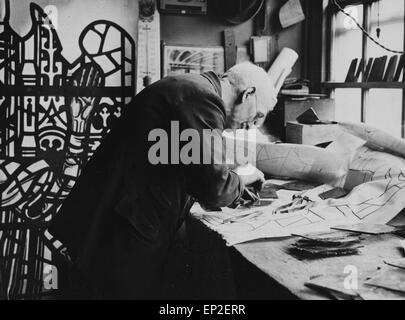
<box><xmin>226</xmin><ymin>87</ymin><xmax>276</xmax><ymax>130</ymax></box>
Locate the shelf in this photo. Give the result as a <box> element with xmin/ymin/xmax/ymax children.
<box><xmin>322</xmin><ymin>82</ymin><xmax>405</xmax><ymax>89</ymax></box>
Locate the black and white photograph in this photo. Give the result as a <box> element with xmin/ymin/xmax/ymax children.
<box><xmin>1</xmin><ymin>0</ymin><xmax>405</xmax><ymax>310</ymax></box>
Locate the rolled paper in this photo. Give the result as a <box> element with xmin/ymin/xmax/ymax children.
<box><xmin>223</xmin><ymin>129</ymin><xmax>347</xmax><ymax>185</ymax></box>
<box><xmin>338</xmin><ymin>122</ymin><xmax>405</xmax><ymax>158</ymax></box>
<box><xmin>267</xmin><ymin>47</ymin><xmax>299</xmax><ymax>93</ymax></box>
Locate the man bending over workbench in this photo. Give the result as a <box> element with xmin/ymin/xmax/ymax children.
<box><xmin>49</xmin><ymin>62</ymin><xmax>278</xmax><ymax>299</ymax></box>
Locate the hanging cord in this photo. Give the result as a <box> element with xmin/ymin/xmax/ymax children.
<box><xmin>331</xmin><ymin>0</ymin><xmax>405</xmax><ymax>54</ymax></box>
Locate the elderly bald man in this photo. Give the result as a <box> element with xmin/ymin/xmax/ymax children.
<box><xmin>50</xmin><ymin>62</ymin><xmax>278</xmax><ymax>299</ymax></box>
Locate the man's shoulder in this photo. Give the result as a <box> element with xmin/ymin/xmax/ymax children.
<box><xmin>151</xmin><ymin>73</ymin><xmax>220</xmax><ymax>99</ymax></box>
<box><xmin>130</xmin><ymin>73</ymin><xmax>225</xmax><ymax>120</ymax></box>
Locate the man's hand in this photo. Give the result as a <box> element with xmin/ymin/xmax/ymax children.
<box><xmin>233</xmin><ymin>164</ymin><xmax>265</xmax><ymax>190</ymax></box>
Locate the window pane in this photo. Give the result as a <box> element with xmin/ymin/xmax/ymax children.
<box><xmin>334</xmin><ymin>88</ymin><xmax>362</xmax><ymax>122</ymax></box>
<box><xmin>365</xmin><ymin>89</ymin><xmax>402</xmax><ymax>138</ymax></box>
<box><xmin>332</xmin><ymin>5</ymin><xmax>363</xmax><ymax>82</ymax></box>
<box><xmin>367</xmin><ymin>1</ymin><xmax>404</xmax><ymax>58</ymax></box>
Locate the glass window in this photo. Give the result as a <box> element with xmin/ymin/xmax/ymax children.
<box><xmin>334</xmin><ymin>88</ymin><xmax>362</xmax><ymax>122</ymax></box>
<box><xmin>332</xmin><ymin>5</ymin><xmax>363</xmax><ymax>82</ymax></box>
<box><xmin>365</xmin><ymin>89</ymin><xmax>402</xmax><ymax>138</ymax></box>
<box><xmin>328</xmin><ymin>0</ymin><xmax>405</xmax><ymax>138</ymax></box>
<box><xmin>367</xmin><ymin>1</ymin><xmax>404</xmax><ymax>58</ymax></box>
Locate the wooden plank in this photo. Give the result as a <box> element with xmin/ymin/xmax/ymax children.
<box><xmin>0</xmin><ymin>85</ymin><xmax>134</xmax><ymax>97</ymax></box>
<box><xmin>344</xmin><ymin>58</ymin><xmax>358</xmax><ymax>83</ymax></box>
<box><xmin>354</xmin><ymin>58</ymin><xmax>364</xmax><ymax>82</ymax></box>
<box><xmin>363</xmin><ymin>57</ymin><xmax>375</xmax><ymax>82</ymax></box>
<box><xmin>303</xmin><ymin>0</ymin><xmax>324</xmax><ymax>93</ymax></box>
<box><xmin>367</xmin><ymin>56</ymin><xmax>388</xmax><ymax>82</ymax></box>
<box><xmin>402</xmin><ymin>2</ymin><xmax>405</xmax><ymax>139</ymax></box>
<box><xmin>323</xmin><ymin>82</ymin><xmax>405</xmax><ymax>88</ymax></box>
<box><xmin>394</xmin><ymin>55</ymin><xmax>405</xmax><ymax>82</ymax></box>
<box><xmin>224</xmin><ymin>29</ymin><xmax>237</xmax><ymax>71</ymax></box>
<box><xmin>234</xmin><ymin>233</ymin><xmax>405</xmax><ymax>300</ymax></box>
<box><xmin>384</xmin><ymin>55</ymin><xmax>399</xmax><ymax>82</ymax></box>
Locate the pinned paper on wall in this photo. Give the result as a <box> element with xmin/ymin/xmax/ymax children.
<box><xmin>279</xmin><ymin>0</ymin><xmax>305</xmax><ymax>29</ymax></box>
<box><xmin>250</xmin><ymin>36</ymin><xmax>270</xmax><ymax>63</ymax></box>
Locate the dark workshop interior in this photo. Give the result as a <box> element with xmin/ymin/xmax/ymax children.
<box><xmin>1</xmin><ymin>0</ymin><xmax>405</xmax><ymax>303</ymax></box>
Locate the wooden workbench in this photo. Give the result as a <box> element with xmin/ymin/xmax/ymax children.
<box><xmin>185</xmin><ymin>212</ymin><xmax>405</xmax><ymax>300</ymax></box>
<box><xmin>234</xmin><ymin>234</ymin><xmax>404</xmax><ymax>299</ymax></box>
<box><xmin>232</xmin><ymin>212</ymin><xmax>405</xmax><ymax>300</ymax></box>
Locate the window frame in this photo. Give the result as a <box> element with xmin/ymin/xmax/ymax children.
<box><xmin>322</xmin><ymin>0</ymin><xmax>405</xmax><ymax>137</ymax></box>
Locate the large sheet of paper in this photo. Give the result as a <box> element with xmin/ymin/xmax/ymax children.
<box><xmin>193</xmin><ymin>134</ymin><xmax>405</xmax><ymax>246</ymax></box>
<box><xmin>339</xmin><ymin>122</ymin><xmax>405</xmax><ymax>158</ymax></box>
<box><xmin>223</xmin><ymin>129</ymin><xmax>347</xmax><ymax>184</ymax></box>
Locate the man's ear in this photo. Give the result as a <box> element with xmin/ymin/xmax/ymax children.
<box><xmin>241</xmin><ymin>86</ymin><xmax>256</xmax><ymax>103</ymax></box>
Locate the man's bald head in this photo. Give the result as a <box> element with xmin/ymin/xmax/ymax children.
<box><xmin>221</xmin><ymin>62</ymin><xmax>278</xmax><ymax>129</ymax></box>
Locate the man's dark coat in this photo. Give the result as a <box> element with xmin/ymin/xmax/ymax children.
<box><xmin>49</xmin><ymin>72</ymin><xmax>243</xmax><ymax>298</ymax></box>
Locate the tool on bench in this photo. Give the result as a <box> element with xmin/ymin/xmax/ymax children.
<box><xmin>233</xmin><ymin>179</ymin><xmax>271</xmax><ymax>209</ymax></box>
<box><xmin>223</xmin><ymin>210</ymin><xmax>263</xmax><ymax>224</ymax></box>
<box><xmin>273</xmin><ymin>194</ymin><xmax>314</xmax><ymax>214</ymax></box>
<box><xmin>243</xmin><ymin>179</ymin><xmax>265</xmax><ymax>201</ymax></box>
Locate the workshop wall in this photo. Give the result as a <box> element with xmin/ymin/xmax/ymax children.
<box><xmin>160</xmin><ymin>0</ymin><xmax>304</xmax><ymax>78</ymax></box>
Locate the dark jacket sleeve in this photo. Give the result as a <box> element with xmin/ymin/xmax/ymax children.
<box><xmin>178</xmin><ymin>87</ymin><xmax>244</xmax><ymax>208</ymax></box>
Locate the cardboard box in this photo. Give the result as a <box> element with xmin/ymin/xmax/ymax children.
<box><xmin>286</xmin><ymin>122</ymin><xmax>342</xmax><ymax>146</ymax></box>
<box><xmin>282</xmin><ymin>98</ymin><xmax>335</xmax><ymax>126</ymax></box>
